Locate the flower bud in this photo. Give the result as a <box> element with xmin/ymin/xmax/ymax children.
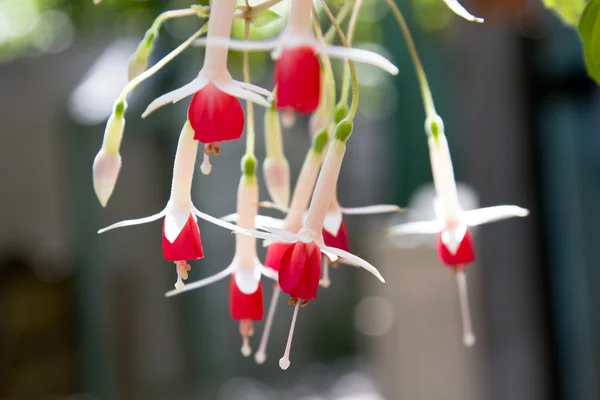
<box><xmin>128</xmin><ymin>30</ymin><xmax>156</xmax><ymax>81</ymax></box>
<box><xmin>263</xmin><ymin>156</ymin><xmax>290</xmax><ymax>208</ymax></box>
<box><xmin>93</xmin><ymin>148</ymin><xmax>122</xmax><ymax>207</ymax></box>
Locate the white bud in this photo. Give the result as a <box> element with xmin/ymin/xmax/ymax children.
<box><xmin>128</xmin><ymin>57</ymin><xmax>149</xmax><ymax>82</ymax></box>
<box><xmin>263</xmin><ymin>156</ymin><xmax>290</xmax><ymax>208</ymax></box>
<box><xmin>93</xmin><ymin>148</ymin><xmax>122</xmax><ymax>207</ymax></box>
<box><xmin>309</xmin><ymin>111</ymin><xmax>327</xmax><ymax>138</ymax></box>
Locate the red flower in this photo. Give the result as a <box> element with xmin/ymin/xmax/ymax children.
<box><xmin>188</xmin><ymin>83</ymin><xmax>245</xmax><ymax>144</ymax></box>
<box><xmin>264</xmin><ymin>242</ymin><xmax>293</xmax><ymax>272</ymax></box>
<box><xmin>162</xmin><ymin>214</ymin><xmax>204</xmax><ymax>262</ymax></box>
<box><xmin>229</xmin><ymin>274</ymin><xmax>264</xmax><ymax>321</ymax></box>
<box><xmin>322</xmin><ymin>221</ymin><xmax>350</xmax><ymax>252</ymax></box>
<box><xmin>274</xmin><ymin>46</ymin><xmax>321</xmax><ymax>114</ymax></box>
<box><xmin>278</xmin><ymin>241</ymin><xmax>321</xmax><ymax>301</ymax></box>
<box><xmin>437</xmin><ymin>228</ymin><xmax>475</xmax><ymax>267</ymax></box>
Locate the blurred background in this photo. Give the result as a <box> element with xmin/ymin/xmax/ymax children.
<box><xmin>0</xmin><ymin>0</ymin><xmax>599</xmax><ymax>399</ymax></box>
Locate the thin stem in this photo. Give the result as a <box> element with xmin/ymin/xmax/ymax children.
<box><xmin>255</xmin><ymin>286</ymin><xmax>281</xmax><ymax>364</ymax></box>
<box><xmin>117</xmin><ymin>25</ymin><xmax>208</xmax><ymax>104</ymax></box>
<box><xmin>243</xmin><ymin>21</ymin><xmax>255</xmax><ymax>157</ymax></box>
<box><xmin>279</xmin><ymin>302</ymin><xmax>300</xmax><ymax>370</ymax></box>
<box><xmin>456</xmin><ymin>268</ymin><xmax>476</xmax><ymax>347</ymax></box>
<box><xmin>311</xmin><ymin>6</ymin><xmax>336</xmax><ymax>123</ymax></box>
<box><xmin>384</xmin><ymin>0</ymin><xmax>436</xmax><ymax>117</ymax></box>
<box><xmin>323</xmin><ymin>1</ymin><xmax>353</xmax><ymax>43</ymax></box>
<box><xmin>337</xmin><ymin>0</ymin><xmax>362</xmax><ymax>112</ymax></box>
<box><xmin>239</xmin><ymin>0</ymin><xmax>284</xmax><ymax>19</ymax></box>
<box><xmin>318</xmin><ymin>0</ymin><xmax>359</xmax><ymax>121</ymax></box>
<box><xmin>151</xmin><ymin>8</ymin><xmax>200</xmax><ymax>35</ymax></box>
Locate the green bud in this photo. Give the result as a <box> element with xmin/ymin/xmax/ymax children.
<box><xmin>242</xmin><ymin>154</ymin><xmax>257</xmax><ymax>177</ymax></box>
<box><xmin>311</xmin><ymin>129</ymin><xmax>329</xmax><ymax>154</ymax></box>
<box><xmin>425</xmin><ymin>114</ymin><xmax>444</xmax><ymax>142</ymax></box>
<box><xmin>114</xmin><ymin>100</ymin><xmax>126</xmax><ymax>116</ymax></box>
<box><xmin>334</xmin><ymin>120</ymin><xmax>353</xmax><ymax>143</ymax></box>
<box><xmin>334</xmin><ymin>104</ymin><xmax>349</xmax><ymax>124</ymax></box>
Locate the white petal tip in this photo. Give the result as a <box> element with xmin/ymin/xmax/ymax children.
<box><xmin>279</xmin><ymin>358</ymin><xmax>290</xmax><ymax>370</ymax></box>
<box><xmin>517</xmin><ymin>208</ymin><xmax>530</xmax><ymax>217</ymax></box>
<box><xmin>255</xmin><ymin>352</ymin><xmax>267</xmax><ymax>364</ymax></box>
<box><xmin>241</xmin><ymin>344</ymin><xmax>252</xmax><ymax>357</ymax></box>
<box><xmin>463</xmin><ymin>333</ymin><xmax>476</xmax><ymax>347</ymax></box>
<box><xmin>93</xmin><ymin>149</ymin><xmax>122</xmax><ymax>208</ymax></box>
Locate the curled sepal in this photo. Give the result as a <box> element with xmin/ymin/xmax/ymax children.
<box><xmin>93</xmin><ymin>148</ymin><xmax>122</xmax><ymax>207</ymax></box>
<box><xmin>443</xmin><ymin>0</ymin><xmax>484</xmax><ymax>23</ymax></box>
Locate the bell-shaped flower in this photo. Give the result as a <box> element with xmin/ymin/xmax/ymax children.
<box><xmin>193</xmin><ymin>0</ymin><xmax>399</xmax><ymax>114</ymax></box>
<box><xmin>98</xmin><ymin>122</ymin><xmax>242</xmax><ymax>290</ymax></box>
<box><xmin>142</xmin><ymin>0</ymin><xmax>271</xmax><ymax>149</ymax></box>
<box><xmin>386</xmin><ymin>115</ymin><xmax>528</xmax><ymax>347</ymax></box>
<box><xmin>165</xmin><ymin>163</ymin><xmax>280</xmax><ymax>356</ymax></box>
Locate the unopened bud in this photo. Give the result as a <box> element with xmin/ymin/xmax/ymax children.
<box><xmin>334</xmin><ymin>104</ymin><xmax>349</xmax><ymax>124</ymax></box>
<box><xmin>263</xmin><ymin>156</ymin><xmax>290</xmax><ymax>208</ymax></box>
<box><xmin>425</xmin><ymin>113</ymin><xmax>444</xmax><ymax>141</ymax></box>
<box><xmin>93</xmin><ymin>148</ymin><xmax>122</xmax><ymax>207</ymax></box>
<box><xmin>309</xmin><ymin>110</ymin><xmax>328</xmax><ymax>137</ymax></box>
<box><xmin>128</xmin><ymin>30</ymin><xmax>156</xmax><ymax>81</ymax></box>
<box><xmin>334</xmin><ymin>120</ymin><xmax>353</xmax><ymax>143</ymax></box>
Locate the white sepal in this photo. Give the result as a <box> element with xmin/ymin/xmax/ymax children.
<box><xmin>98</xmin><ymin>209</ymin><xmax>166</xmax><ymax>234</ymax></box>
<box><xmin>443</xmin><ymin>0</ymin><xmax>484</xmax><ymax>23</ymax></box>
<box><xmin>165</xmin><ymin>264</ymin><xmax>236</xmax><ymax>297</ymax></box>
<box><xmin>142</xmin><ymin>75</ymin><xmax>209</xmax><ymax>118</ymax></box>
<box><xmin>341</xmin><ymin>204</ymin><xmax>403</xmax><ymax>215</ymax></box>
<box><xmin>323</xmin><ymin>210</ymin><xmax>343</xmax><ymax>236</ymax></box>
<box><xmin>463</xmin><ymin>205</ymin><xmax>529</xmax><ymax>226</ymax></box>
<box><xmin>386</xmin><ymin>219</ymin><xmax>444</xmax><ymax>235</ymax></box>
<box><xmin>316</xmin><ymin>43</ymin><xmax>399</xmax><ymax>76</ymax></box>
<box><xmin>322</xmin><ymin>244</ymin><xmax>385</xmax><ymax>283</ymax></box>
<box><xmin>216</xmin><ymin>79</ymin><xmax>271</xmax><ymax>108</ymax></box>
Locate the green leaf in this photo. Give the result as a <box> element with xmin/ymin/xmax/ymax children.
<box><xmin>578</xmin><ymin>0</ymin><xmax>600</xmax><ymax>83</ymax></box>
<box><xmin>543</xmin><ymin>0</ymin><xmax>587</xmax><ymax>26</ymax></box>
<box><xmin>252</xmin><ymin>9</ymin><xmax>281</xmax><ymax>27</ymax></box>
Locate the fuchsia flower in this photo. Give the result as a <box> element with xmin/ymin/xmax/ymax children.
<box><xmin>98</xmin><ymin>122</ymin><xmax>242</xmax><ymax>290</ymax></box>
<box><xmin>141</xmin><ymin>0</ymin><xmax>271</xmax><ymax>151</ymax></box>
<box><xmin>194</xmin><ymin>0</ymin><xmax>398</xmax><ymax>114</ymax></box>
<box><xmin>387</xmin><ymin>115</ymin><xmax>528</xmax><ymax>346</ymax></box>
<box><xmin>278</xmin><ymin>241</ymin><xmax>322</xmax><ymax>301</ymax></box>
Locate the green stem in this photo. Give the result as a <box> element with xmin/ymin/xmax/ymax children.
<box><xmin>243</xmin><ymin>21</ymin><xmax>255</xmax><ymax>157</ymax></box>
<box><xmin>337</xmin><ymin>0</ymin><xmax>362</xmax><ymax>112</ymax></box>
<box><xmin>319</xmin><ymin>0</ymin><xmax>359</xmax><ymax>122</ymax></box>
<box><xmin>384</xmin><ymin>0</ymin><xmax>436</xmax><ymax>119</ymax></box>
<box><xmin>117</xmin><ymin>24</ymin><xmax>208</xmax><ymax>104</ymax></box>
<box><xmin>150</xmin><ymin>8</ymin><xmax>200</xmax><ymax>36</ymax></box>
<box><xmin>323</xmin><ymin>1</ymin><xmax>353</xmax><ymax>43</ymax></box>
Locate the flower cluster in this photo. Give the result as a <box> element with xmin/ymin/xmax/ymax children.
<box><xmin>92</xmin><ymin>0</ymin><xmax>527</xmax><ymax>368</ymax></box>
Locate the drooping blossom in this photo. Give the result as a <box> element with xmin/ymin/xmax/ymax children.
<box><xmin>98</xmin><ymin>122</ymin><xmax>242</xmax><ymax>290</ymax></box>
<box><xmin>165</xmin><ymin>162</ymin><xmax>278</xmax><ymax>356</ymax></box>
<box><xmin>142</xmin><ymin>0</ymin><xmax>271</xmax><ymax>161</ymax></box>
<box><xmin>193</xmin><ymin>0</ymin><xmax>399</xmax><ymax>115</ymax></box>
<box><xmin>386</xmin><ymin>115</ymin><xmax>528</xmax><ymax>347</ymax></box>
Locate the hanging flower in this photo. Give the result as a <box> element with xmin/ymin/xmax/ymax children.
<box><xmin>141</xmin><ymin>0</ymin><xmax>271</xmax><ymax>151</ymax></box>
<box><xmin>193</xmin><ymin>0</ymin><xmax>399</xmax><ymax>114</ymax></box>
<box><xmin>98</xmin><ymin>122</ymin><xmax>242</xmax><ymax>290</ymax></box>
<box><xmin>386</xmin><ymin>115</ymin><xmax>528</xmax><ymax>347</ymax></box>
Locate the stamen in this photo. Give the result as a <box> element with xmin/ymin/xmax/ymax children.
<box><xmin>201</xmin><ymin>145</ymin><xmax>212</xmax><ymax>175</ymax></box>
<box><xmin>281</xmin><ymin>110</ymin><xmax>296</xmax><ymax>128</ymax></box>
<box><xmin>239</xmin><ymin>319</ymin><xmax>254</xmax><ymax>357</ymax></box>
<box><xmin>279</xmin><ymin>300</ymin><xmax>300</xmax><ymax>370</ymax></box>
<box><xmin>213</xmin><ymin>143</ymin><xmax>221</xmax><ymax>155</ymax></box>
<box><xmin>456</xmin><ymin>267</ymin><xmax>476</xmax><ymax>347</ymax></box>
<box><xmin>174</xmin><ymin>261</ymin><xmax>190</xmax><ymax>290</ymax></box>
<box><xmin>255</xmin><ymin>286</ymin><xmax>281</xmax><ymax>364</ymax></box>
<box><xmin>320</xmin><ymin>256</ymin><xmax>331</xmax><ymax>288</ymax></box>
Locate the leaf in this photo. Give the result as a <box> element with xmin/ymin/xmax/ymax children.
<box><xmin>578</xmin><ymin>0</ymin><xmax>600</xmax><ymax>83</ymax></box>
<box><xmin>252</xmin><ymin>9</ymin><xmax>281</xmax><ymax>27</ymax></box>
<box><xmin>543</xmin><ymin>0</ymin><xmax>587</xmax><ymax>27</ymax></box>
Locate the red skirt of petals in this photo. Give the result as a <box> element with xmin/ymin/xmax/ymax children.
<box><xmin>188</xmin><ymin>83</ymin><xmax>245</xmax><ymax>144</ymax></box>
<box><xmin>278</xmin><ymin>242</ymin><xmax>321</xmax><ymax>301</ymax></box>
<box><xmin>437</xmin><ymin>228</ymin><xmax>475</xmax><ymax>268</ymax></box>
<box><xmin>274</xmin><ymin>46</ymin><xmax>321</xmax><ymax>114</ymax></box>
<box><xmin>322</xmin><ymin>221</ymin><xmax>350</xmax><ymax>252</ymax></box>
<box><xmin>162</xmin><ymin>215</ymin><xmax>204</xmax><ymax>262</ymax></box>
<box><xmin>264</xmin><ymin>242</ymin><xmax>293</xmax><ymax>271</ymax></box>
<box><xmin>229</xmin><ymin>275</ymin><xmax>264</xmax><ymax>321</ymax></box>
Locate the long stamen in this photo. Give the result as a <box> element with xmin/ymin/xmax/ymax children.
<box><xmin>201</xmin><ymin>145</ymin><xmax>212</xmax><ymax>175</ymax></box>
<box><xmin>240</xmin><ymin>319</ymin><xmax>254</xmax><ymax>357</ymax></box>
<box><xmin>320</xmin><ymin>256</ymin><xmax>330</xmax><ymax>288</ymax></box>
<box><xmin>255</xmin><ymin>286</ymin><xmax>281</xmax><ymax>364</ymax></box>
<box><xmin>456</xmin><ymin>267</ymin><xmax>475</xmax><ymax>347</ymax></box>
<box><xmin>174</xmin><ymin>261</ymin><xmax>190</xmax><ymax>290</ymax></box>
<box><xmin>279</xmin><ymin>301</ymin><xmax>300</xmax><ymax>370</ymax></box>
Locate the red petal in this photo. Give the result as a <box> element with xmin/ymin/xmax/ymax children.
<box><xmin>288</xmin><ymin>244</ymin><xmax>321</xmax><ymax>301</ymax></box>
<box><xmin>162</xmin><ymin>215</ymin><xmax>204</xmax><ymax>262</ymax></box>
<box><xmin>322</xmin><ymin>221</ymin><xmax>350</xmax><ymax>252</ymax></box>
<box><xmin>437</xmin><ymin>228</ymin><xmax>475</xmax><ymax>267</ymax></box>
<box><xmin>274</xmin><ymin>46</ymin><xmax>321</xmax><ymax>114</ymax></box>
<box><xmin>278</xmin><ymin>242</ymin><xmax>321</xmax><ymax>301</ymax></box>
<box><xmin>229</xmin><ymin>275</ymin><xmax>264</xmax><ymax>321</ymax></box>
<box><xmin>188</xmin><ymin>83</ymin><xmax>245</xmax><ymax>144</ymax></box>
<box><xmin>264</xmin><ymin>242</ymin><xmax>293</xmax><ymax>271</ymax></box>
